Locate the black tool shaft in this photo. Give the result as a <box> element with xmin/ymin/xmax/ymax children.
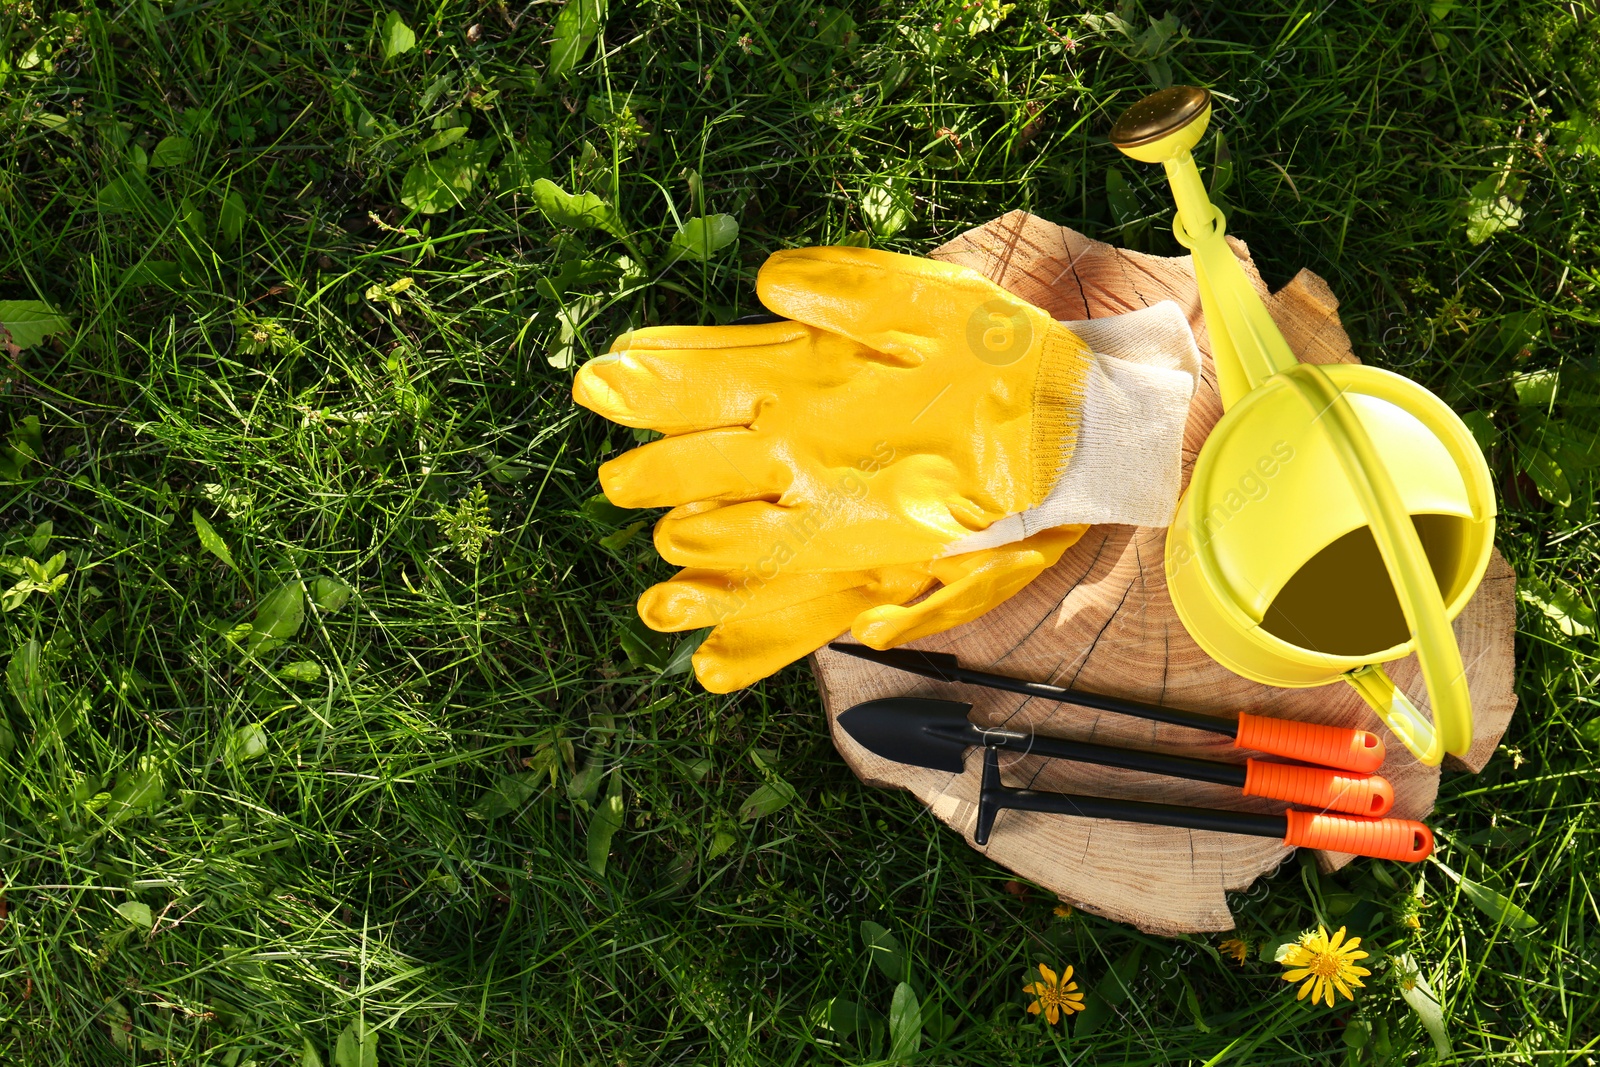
<box><xmin>973</xmin><ymin>749</ymin><xmax>1280</xmax><ymax>846</ymax></box>
<box><xmin>830</xmin><ymin>643</ymin><xmax>1239</xmax><ymax>738</ymax></box>
<box><xmin>996</xmin><ymin>787</ymin><xmax>1283</xmax><ymax>836</ymax></box>
<box><xmin>946</xmin><ymin>723</ymin><xmax>1247</xmax><ymax>789</ymax></box>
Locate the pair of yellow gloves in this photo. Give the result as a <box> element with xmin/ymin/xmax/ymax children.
<box><xmin>574</xmin><ymin>246</ymin><xmax>1201</xmax><ymax>692</ymax></box>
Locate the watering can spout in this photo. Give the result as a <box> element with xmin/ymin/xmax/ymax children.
<box><xmin>1114</xmin><ymin>87</ymin><xmax>1497</xmax><ymax>765</ymax></box>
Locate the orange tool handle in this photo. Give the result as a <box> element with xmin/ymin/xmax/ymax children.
<box><xmin>1283</xmin><ymin>810</ymin><xmax>1433</xmax><ymax>862</ymax></box>
<box><xmin>1235</xmin><ymin>712</ymin><xmax>1386</xmax><ymax>774</ymax></box>
<box><xmin>1243</xmin><ymin>760</ymin><xmax>1394</xmax><ymax>817</ymax></box>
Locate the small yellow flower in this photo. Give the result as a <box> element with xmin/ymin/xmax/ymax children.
<box><xmin>1024</xmin><ymin>963</ymin><xmax>1085</xmax><ymax>1024</ymax></box>
<box><xmin>1280</xmin><ymin>926</ymin><xmax>1372</xmax><ymax>1007</ymax></box>
<box><xmin>1220</xmin><ymin>937</ymin><xmax>1250</xmax><ymax>964</ymax></box>
<box><xmin>1404</xmin><ymin>912</ymin><xmax>1421</xmax><ymax>930</ymax></box>
<box><xmin>1053</xmin><ymin>903</ymin><xmax>1074</xmax><ymax>919</ymax></box>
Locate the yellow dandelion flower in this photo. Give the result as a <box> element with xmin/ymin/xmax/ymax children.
<box><xmin>1053</xmin><ymin>903</ymin><xmax>1074</xmax><ymax>919</ymax></box>
<box><xmin>1220</xmin><ymin>937</ymin><xmax>1250</xmax><ymax>964</ymax></box>
<box><xmin>1280</xmin><ymin>925</ymin><xmax>1372</xmax><ymax>1007</ymax></box>
<box><xmin>1024</xmin><ymin>963</ymin><xmax>1085</xmax><ymax>1024</ymax></box>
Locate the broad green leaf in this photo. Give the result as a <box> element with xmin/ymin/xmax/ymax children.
<box><xmin>6</xmin><ymin>638</ymin><xmax>43</xmax><ymax>716</ymax></box>
<box><xmin>311</xmin><ymin>576</ymin><xmax>352</xmax><ymax>613</ymax></box>
<box><xmin>922</xmin><ymin>1006</ymin><xmax>957</xmax><ymax>1042</ymax></box>
<box><xmin>475</xmin><ymin>747</ymin><xmax>561</xmax><ymax>819</ymax></box>
<box><xmin>116</xmin><ymin>901</ymin><xmax>154</xmax><ymax>929</ymax></box>
<box><xmin>1179</xmin><ymin>973</ymin><xmax>1210</xmax><ymax>1033</ymax></box>
<box><xmin>1519</xmin><ymin>575</ymin><xmax>1595</xmax><ymax>637</ymax></box>
<box><xmin>567</xmin><ymin>757</ymin><xmax>605</xmax><ymax>806</ymax></box>
<box><xmin>379</xmin><ymin>10</ymin><xmax>416</xmax><ymax>60</ymax></box>
<box><xmin>1512</xmin><ymin>369</ymin><xmax>1559</xmax><ymax>407</ymax></box>
<box><xmin>494</xmin><ymin>138</ymin><xmax>553</xmax><ymax>196</ymax></box>
<box><xmin>580</xmin><ymin>494</ymin><xmax>634</xmax><ymax>526</ymax></box>
<box><xmin>814</xmin><ymin>6</ymin><xmax>858</xmax><ymax>48</ymax></box>
<box><xmin>888</xmin><ymin>983</ymin><xmax>921</xmax><ymax>1063</ymax></box>
<box><xmin>661</xmin><ymin>629</ymin><xmax>708</xmax><ymax>676</ymax></box>
<box><xmin>1522</xmin><ymin>447</ymin><xmax>1571</xmax><ymax>506</ymax></box>
<box><xmin>862</xmin><ymin>176</ymin><xmax>913</xmax><ymax>238</ymax></box>
<box><xmin>219</xmin><ymin>191</ymin><xmax>248</xmax><ymax>244</ymax></box>
<box><xmin>333</xmin><ymin>1021</ymin><xmax>377</xmax><ymax>1067</ymax></box>
<box><xmin>106</xmin><ymin>999</ymin><xmax>133</xmax><ymax>1050</ymax></box>
<box><xmin>1394</xmin><ymin>955</ymin><xmax>1450</xmax><ymax>1056</ymax></box>
<box><xmin>413</xmin><ymin>126</ymin><xmax>469</xmax><ymax>154</ymax></box>
<box><xmin>472</xmin><ymin>771</ymin><xmax>541</xmax><ymax>819</ymax></box>
<box><xmin>965</xmin><ymin>0</ymin><xmax>1015</xmax><ymax>34</ymax></box>
<box><xmin>0</xmin><ymin>301</ymin><xmax>70</xmax><ymax>350</ymax></box>
<box><xmin>1466</xmin><ymin>179</ymin><xmax>1523</xmax><ymax>245</ymax></box>
<box><xmin>860</xmin><ymin>920</ymin><xmax>906</xmax><ymax>983</ymax></box>
<box><xmin>586</xmin><ymin>778</ymin><xmax>624</xmax><ymax>875</ymax></box>
<box><xmin>1582</xmin><ymin>717</ymin><xmax>1600</xmax><ymax>744</ymax></box>
<box><xmin>400</xmin><ymin>140</ymin><xmax>493</xmax><ymax>214</ymax></box>
<box><xmin>549</xmin><ymin>0</ymin><xmax>607</xmax><ymax>80</ymax></box>
<box><xmin>227</xmin><ymin>723</ymin><xmax>269</xmax><ymax>762</ymax></box>
<box><xmin>192</xmin><ymin>509</ymin><xmax>240</xmax><ymax>576</ymax></box>
<box><xmin>106</xmin><ymin>761</ymin><xmax>166</xmax><ymax>824</ymax></box>
<box><xmin>583</xmin><ymin>92</ymin><xmax>657</xmax><ymax>125</ymax></box>
<box><xmin>302</xmin><ymin>1037</ymin><xmax>325</xmax><ymax>1067</ymax></box>
<box><xmin>1433</xmin><ymin>860</ymin><xmax>1539</xmax><ymax>930</ymax></box>
<box><xmin>813</xmin><ymin>996</ymin><xmax>867</xmax><ymax>1035</ymax></box>
<box><xmin>148</xmin><ymin>134</ymin><xmax>193</xmax><ymax>168</ymax></box>
<box><xmin>616</xmin><ymin>615</ymin><xmax>670</xmax><ymax>669</ymax></box>
<box><xmin>96</xmin><ymin>173</ymin><xmax>157</xmax><ymax>214</ymax></box>
<box><xmin>738</xmin><ymin>778</ymin><xmax>796</xmax><ymax>821</ymax></box>
<box><xmin>1076</xmin><ymin>946</ymin><xmax>1141</xmax><ymax>1036</ymax></box>
<box><xmin>1492</xmin><ymin>311</ymin><xmax>1545</xmax><ymax>358</ymax></box>
<box><xmin>707</xmin><ymin>828</ymin><xmax>736</xmax><ymax>859</ymax></box>
<box><xmin>276</xmin><ymin>660</ymin><xmax>321</xmax><ymax>683</ymax></box>
<box><xmin>1460</xmin><ymin>410</ymin><xmax>1498</xmax><ymax>453</ymax></box>
<box><xmin>3</xmin><ymin>416</ymin><xmax>41</xmax><ymax>476</ymax></box>
<box><xmin>27</xmin><ymin>521</ymin><xmax>51</xmax><ymax>557</ymax></box>
<box><xmin>537</xmin><ymin>258</ymin><xmax>622</xmax><ymax>301</ymax></box>
<box><xmin>597</xmin><ymin>520</ymin><xmax>644</xmax><ymax>551</ymax></box>
<box><xmin>530</xmin><ymin>178</ymin><xmax>627</xmax><ymax>239</ymax></box>
<box><xmin>670</xmin><ymin>214</ymin><xmax>739</xmax><ymax>262</ymax></box>
<box><xmin>248</xmin><ymin>580</ymin><xmax>306</xmax><ymax>655</ymax></box>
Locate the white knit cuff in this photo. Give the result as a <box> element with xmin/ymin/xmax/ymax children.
<box><xmin>945</xmin><ymin>301</ymin><xmax>1199</xmax><ymax>554</ymax></box>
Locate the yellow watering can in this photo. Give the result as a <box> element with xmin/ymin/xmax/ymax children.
<box><xmin>1109</xmin><ymin>87</ymin><xmax>1496</xmax><ymax>766</ymax></box>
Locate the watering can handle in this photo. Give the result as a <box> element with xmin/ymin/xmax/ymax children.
<box><xmin>1283</xmin><ymin>365</ymin><xmax>1475</xmax><ymax>765</ymax></box>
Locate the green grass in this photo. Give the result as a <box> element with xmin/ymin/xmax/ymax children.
<box><xmin>0</xmin><ymin>0</ymin><xmax>1596</xmax><ymax>1063</ymax></box>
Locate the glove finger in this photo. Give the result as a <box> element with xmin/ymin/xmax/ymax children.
<box><xmin>651</xmin><ymin>499</ymin><xmax>907</xmax><ymax>571</ymax></box>
<box><xmin>598</xmin><ymin>427</ymin><xmax>788</xmax><ymax>509</ymax></box>
<box><xmin>639</xmin><ymin>567</ymin><xmax>903</xmax><ymax>631</ymax></box>
<box><xmin>757</xmin><ymin>246</ymin><xmax>1043</xmax><ymax>366</ymax></box>
<box><xmin>575</xmin><ymin>320</ymin><xmax>837</xmax><ymax>435</ymax></box>
<box><xmin>851</xmin><ymin>524</ymin><xmax>1088</xmax><ymax>649</ymax></box>
<box><xmin>684</xmin><ymin>569</ymin><xmax>940</xmax><ymax>693</ymax></box>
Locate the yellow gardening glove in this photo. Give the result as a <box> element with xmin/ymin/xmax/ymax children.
<box><xmin>574</xmin><ymin>246</ymin><xmax>1097</xmax><ymax>572</ymax></box>
<box><xmin>637</xmin><ymin>526</ymin><xmax>1086</xmax><ymax>693</ymax></box>
<box><xmin>572</xmin><ymin>245</ymin><xmax>1199</xmax><ymax>692</ymax></box>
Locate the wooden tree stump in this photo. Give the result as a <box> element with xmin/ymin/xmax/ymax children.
<box><xmin>811</xmin><ymin>211</ymin><xmax>1517</xmax><ymax>936</ymax></box>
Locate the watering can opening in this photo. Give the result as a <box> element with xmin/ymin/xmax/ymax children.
<box><xmin>1259</xmin><ymin>513</ymin><xmax>1472</xmax><ymax>658</ymax></box>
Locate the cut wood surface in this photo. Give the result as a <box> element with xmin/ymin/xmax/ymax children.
<box><xmin>810</xmin><ymin>211</ymin><xmax>1517</xmax><ymax>936</ymax></box>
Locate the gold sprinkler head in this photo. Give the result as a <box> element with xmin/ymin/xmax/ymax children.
<box><xmin>1109</xmin><ymin>86</ymin><xmax>1213</xmax><ymax>164</ymax></box>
